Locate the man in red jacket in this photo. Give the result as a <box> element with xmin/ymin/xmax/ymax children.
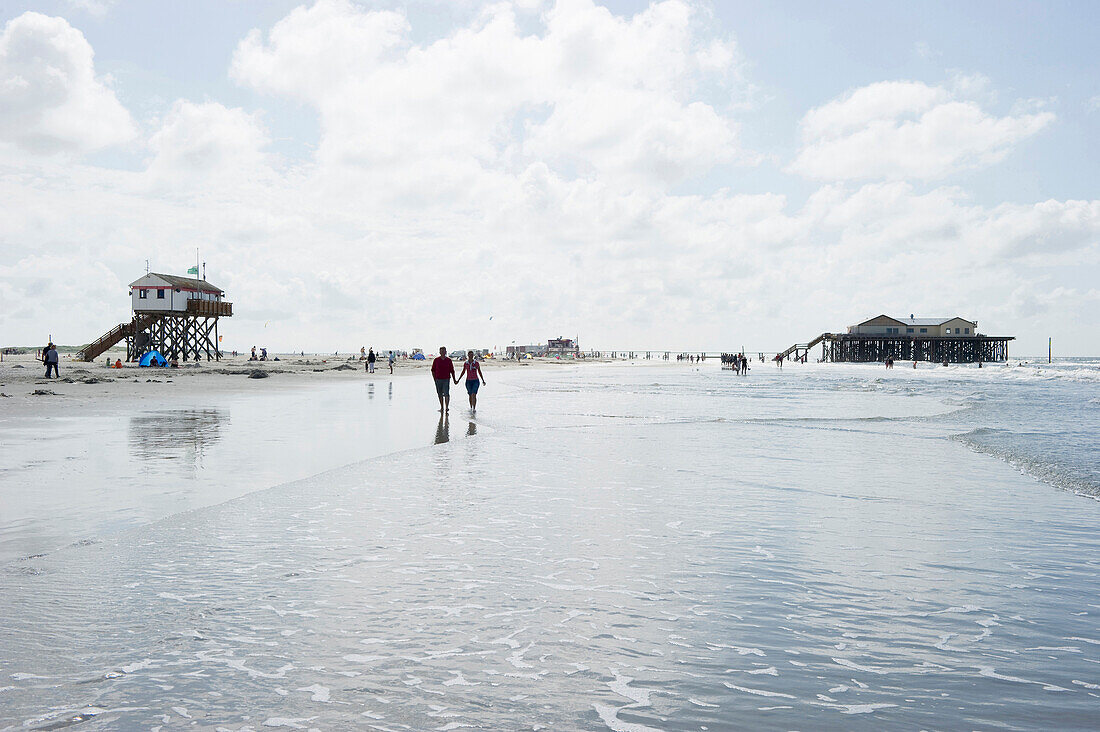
<box><xmin>431</xmin><ymin>346</ymin><xmax>456</xmax><ymax>412</ymax></box>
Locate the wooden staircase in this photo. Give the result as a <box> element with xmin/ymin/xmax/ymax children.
<box><xmin>76</xmin><ymin>313</ymin><xmax>162</xmax><ymax>362</ymax></box>
<box><xmin>778</xmin><ymin>333</ymin><xmax>829</xmax><ymax>362</ymax></box>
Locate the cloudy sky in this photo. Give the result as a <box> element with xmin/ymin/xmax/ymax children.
<box><xmin>1</xmin><ymin>0</ymin><xmax>1097</xmax><ymax>355</ymax></box>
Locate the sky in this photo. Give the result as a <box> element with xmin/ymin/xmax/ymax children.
<box><xmin>1</xmin><ymin>0</ymin><xmax>1098</xmax><ymax>356</ymax></box>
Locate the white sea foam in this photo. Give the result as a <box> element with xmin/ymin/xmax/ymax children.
<box><xmin>592</xmin><ymin>703</ymin><xmax>661</xmax><ymax>732</ymax></box>
<box><xmin>262</xmin><ymin>718</ymin><xmax>316</xmax><ymax>729</ymax></box>
<box><xmin>745</xmin><ymin>666</ymin><xmax>779</xmax><ymax>675</ymax></box>
<box><xmin>689</xmin><ymin>697</ymin><xmax>719</xmax><ymax>708</ymax></box>
<box><xmin>723</xmin><ymin>683</ymin><xmax>796</xmax><ymax>698</ymax></box>
<box><xmin>977</xmin><ymin>666</ymin><xmax>1068</xmax><ymax>691</ymax></box>
<box><xmin>297</xmin><ymin>684</ymin><xmax>330</xmax><ymax>702</ymax></box>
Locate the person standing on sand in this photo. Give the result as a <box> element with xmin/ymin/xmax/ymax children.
<box><xmin>388</xmin><ymin>350</ymin><xmax>395</xmax><ymax>374</ymax></box>
<box><xmin>44</xmin><ymin>343</ymin><xmax>59</xmax><ymax>378</ymax></box>
<box><xmin>431</xmin><ymin>347</ymin><xmax>455</xmax><ymax>412</ymax></box>
<box><xmin>368</xmin><ymin>347</ymin><xmax>376</xmax><ymax>373</ymax></box>
<box><xmin>461</xmin><ymin>350</ymin><xmax>486</xmax><ymax>410</ymax></box>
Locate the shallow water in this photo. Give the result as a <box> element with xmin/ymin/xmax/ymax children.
<box><xmin>1</xmin><ymin>362</ymin><xmax>1099</xmax><ymax>730</ymax></box>
<box><xmin>0</xmin><ymin>375</ymin><xmax>469</xmax><ymax>562</ymax></box>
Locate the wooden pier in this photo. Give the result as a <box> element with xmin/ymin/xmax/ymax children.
<box><xmin>779</xmin><ymin>333</ymin><xmax>1014</xmax><ymax>364</ymax></box>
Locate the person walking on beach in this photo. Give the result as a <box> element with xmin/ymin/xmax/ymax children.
<box><xmin>367</xmin><ymin>347</ymin><xmax>376</xmax><ymax>373</ymax></box>
<box><xmin>388</xmin><ymin>350</ymin><xmax>395</xmax><ymax>374</ymax></box>
<box><xmin>461</xmin><ymin>350</ymin><xmax>486</xmax><ymax>410</ymax></box>
<box><xmin>43</xmin><ymin>343</ymin><xmax>59</xmax><ymax>378</ymax></box>
<box><xmin>431</xmin><ymin>347</ymin><xmax>456</xmax><ymax>412</ymax></box>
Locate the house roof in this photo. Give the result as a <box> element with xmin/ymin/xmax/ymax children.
<box><xmin>900</xmin><ymin>318</ymin><xmax>953</xmax><ymax>326</ymax></box>
<box><xmin>896</xmin><ymin>316</ymin><xmax>974</xmax><ymax>326</ymax></box>
<box><xmin>856</xmin><ymin>315</ymin><xmax>975</xmax><ymax>327</ymax></box>
<box><xmin>130</xmin><ymin>273</ymin><xmax>224</xmax><ymax>294</ymax></box>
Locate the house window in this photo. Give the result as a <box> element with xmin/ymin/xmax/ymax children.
<box><xmin>139</xmin><ymin>290</ymin><xmax>147</xmax><ymax>299</ymax></box>
<box><xmin>964</xmin><ymin>327</ymin><xmax>970</xmax><ymax>334</ymax></box>
<box><xmin>157</xmin><ymin>289</ymin><xmax>165</xmax><ymax>299</ymax></box>
<box><xmin>945</xmin><ymin>328</ymin><xmax>952</xmax><ymax>334</ymax></box>
<box><xmin>906</xmin><ymin>328</ymin><xmax>914</xmax><ymax>333</ymax></box>
<box><xmin>920</xmin><ymin>328</ymin><xmax>927</xmax><ymax>333</ymax></box>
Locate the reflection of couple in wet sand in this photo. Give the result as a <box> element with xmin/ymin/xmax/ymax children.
<box><xmin>434</xmin><ymin>414</ymin><xmax>476</xmax><ymax>445</ymax></box>
<box><xmin>430</xmin><ymin>347</ymin><xmax>486</xmax><ymax>413</ymax></box>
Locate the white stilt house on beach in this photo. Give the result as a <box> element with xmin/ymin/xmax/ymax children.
<box><xmin>77</xmin><ymin>271</ymin><xmax>233</xmax><ymax>362</ymax></box>
<box><xmin>130</xmin><ymin>272</ymin><xmax>226</xmax><ymax>313</ymax></box>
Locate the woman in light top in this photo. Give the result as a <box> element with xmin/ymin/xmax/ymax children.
<box><xmin>461</xmin><ymin>350</ymin><xmax>486</xmax><ymax>410</ymax></box>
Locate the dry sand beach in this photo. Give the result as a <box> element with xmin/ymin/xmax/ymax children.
<box><xmin>0</xmin><ymin>350</ymin><xmax>551</xmax><ymax>401</ymax></box>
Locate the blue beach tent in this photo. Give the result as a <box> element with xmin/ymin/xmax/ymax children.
<box><xmin>139</xmin><ymin>350</ymin><xmax>167</xmax><ymax>367</ymax></box>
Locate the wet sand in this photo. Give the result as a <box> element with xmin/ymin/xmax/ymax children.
<box><xmin>2</xmin><ymin>363</ymin><xmax>1099</xmax><ymax>729</ymax></box>
<box><xmin>0</xmin><ymin>352</ymin><xmax>665</xmax><ymax>563</ymax></box>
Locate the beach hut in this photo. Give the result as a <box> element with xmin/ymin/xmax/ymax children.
<box><xmin>76</xmin><ymin>270</ymin><xmax>233</xmax><ymax>363</ymax></box>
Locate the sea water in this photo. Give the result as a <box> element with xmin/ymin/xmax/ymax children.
<box><xmin>1</xmin><ymin>361</ymin><xmax>1098</xmax><ymax>730</ymax></box>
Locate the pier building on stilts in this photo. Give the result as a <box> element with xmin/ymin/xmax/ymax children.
<box><xmin>777</xmin><ymin>314</ymin><xmax>1014</xmax><ymax>365</ymax></box>
<box><xmin>76</xmin><ymin>272</ymin><xmax>232</xmax><ymax>363</ymax></box>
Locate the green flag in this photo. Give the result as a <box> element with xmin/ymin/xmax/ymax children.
<box><xmin>187</xmin><ymin>265</ymin><xmax>199</xmax><ymax>275</ymax></box>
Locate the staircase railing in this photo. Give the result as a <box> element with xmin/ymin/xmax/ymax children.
<box><xmin>778</xmin><ymin>333</ymin><xmax>830</xmax><ymax>361</ymax></box>
<box><xmin>76</xmin><ymin>313</ymin><xmax>163</xmax><ymax>362</ymax></box>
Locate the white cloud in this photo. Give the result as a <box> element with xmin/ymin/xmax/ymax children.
<box><xmin>63</xmin><ymin>0</ymin><xmax>117</xmax><ymax>16</ymax></box>
<box><xmin>914</xmin><ymin>41</ymin><xmax>937</xmax><ymax>60</ymax></box>
<box><xmin>230</xmin><ymin>0</ymin><xmax>746</xmax><ymax>192</ymax></box>
<box><xmin>0</xmin><ymin>12</ymin><xmax>135</xmax><ymax>155</ymax></box>
<box><xmin>146</xmin><ymin>100</ymin><xmax>272</xmax><ymax>184</ymax></box>
<box><xmin>789</xmin><ymin>80</ymin><xmax>1054</xmax><ymax>181</ymax></box>
<box><xmin>1</xmin><ymin>2</ymin><xmax>1097</xmax><ymax>356</ymax></box>
<box><xmin>2</xmin><ymin>149</ymin><xmax>1097</xmax><ymax>352</ymax></box>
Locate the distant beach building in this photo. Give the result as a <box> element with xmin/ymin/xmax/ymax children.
<box><xmin>778</xmin><ymin>314</ymin><xmax>1013</xmax><ymax>364</ymax></box>
<box><xmin>506</xmin><ymin>344</ymin><xmax>544</xmax><ymax>357</ymax></box>
<box><xmin>547</xmin><ymin>337</ymin><xmax>579</xmax><ymax>356</ymax></box>
<box><xmin>847</xmin><ymin>314</ymin><xmax>977</xmax><ymax>337</ymax></box>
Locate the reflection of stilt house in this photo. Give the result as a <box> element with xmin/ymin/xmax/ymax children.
<box><xmin>77</xmin><ymin>272</ymin><xmax>232</xmax><ymax>362</ymax></box>
<box><xmin>778</xmin><ymin>315</ymin><xmax>1013</xmax><ymax>364</ymax></box>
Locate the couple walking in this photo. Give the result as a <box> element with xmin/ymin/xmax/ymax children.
<box><xmin>431</xmin><ymin>347</ymin><xmax>485</xmax><ymax>412</ymax></box>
